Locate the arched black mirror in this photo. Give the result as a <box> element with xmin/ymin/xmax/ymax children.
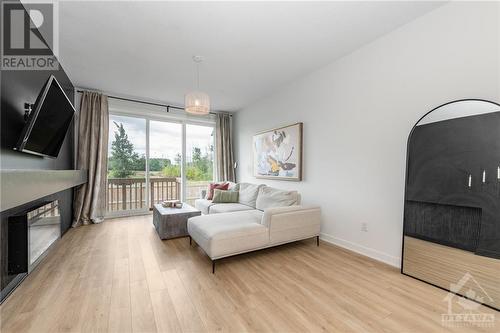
<box><xmin>402</xmin><ymin>99</ymin><xmax>500</xmax><ymax>310</ymax></box>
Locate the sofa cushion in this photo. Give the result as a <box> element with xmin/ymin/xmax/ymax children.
<box><xmin>187</xmin><ymin>210</ymin><xmax>268</xmax><ymax>259</ymax></box>
<box><xmin>208</xmin><ymin>203</ymin><xmax>253</xmax><ymax>214</ymax></box>
<box><xmin>212</xmin><ymin>189</ymin><xmax>239</xmax><ymax>203</ymax></box>
<box><xmin>255</xmin><ymin>186</ymin><xmax>299</xmax><ymax>210</ymax></box>
<box><xmin>238</xmin><ymin>183</ymin><xmax>264</xmax><ymax>208</ymax></box>
<box><xmin>206</xmin><ymin>182</ymin><xmax>229</xmax><ymax>200</ymax></box>
<box><xmin>194</xmin><ymin>199</ymin><xmax>213</xmax><ymax>215</ymax></box>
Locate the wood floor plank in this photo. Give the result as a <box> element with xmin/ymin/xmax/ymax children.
<box><xmin>176</xmin><ymin>260</ymin><xmax>249</xmax><ymax>332</ymax></box>
<box><xmin>162</xmin><ymin>269</ymin><xmax>206</xmax><ymax>332</ymax></box>
<box><xmin>1</xmin><ymin>215</ymin><xmax>497</xmax><ymax>333</ymax></box>
<box><xmin>108</xmin><ymin>306</ymin><xmax>133</xmax><ymax>333</ymax></box>
<box><xmin>150</xmin><ymin>290</ymin><xmax>182</xmax><ymax>333</ymax></box>
<box><xmin>80</xmin><ymin>284</ymin><xmax>113</xmax><ymax>332</ymax></box>
<box><xmin>130</xmin><ymin>279</ymin><xmax>158</xmax><ymax>333</ymax></box>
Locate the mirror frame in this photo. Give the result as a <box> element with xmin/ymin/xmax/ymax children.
<box><xmin>400</xmin><ymin>98</ymin><xmax>500</xmax><ymax>311</ymax></box>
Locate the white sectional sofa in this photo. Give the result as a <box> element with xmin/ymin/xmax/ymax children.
<box><xmin>188</xmin><ymin>183</ymin><xmax>321</xmax><ymax>272</ymax></box>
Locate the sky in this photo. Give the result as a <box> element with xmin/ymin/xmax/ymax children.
<box><xmin>108</xmin><ymin>114</ymin><xmax>214</xmax><ymax>163</ymax></box>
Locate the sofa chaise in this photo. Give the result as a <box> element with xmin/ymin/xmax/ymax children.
<box><xmin>188</xmin><ymin>183</ymin><xmax>321</xmax><ymax>272</ymax></box>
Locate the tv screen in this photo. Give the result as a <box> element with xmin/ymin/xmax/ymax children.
<box><xmin>15</xmin><ymin>75</ymin><xmax>75</xmax><ymax>158</ymax></box>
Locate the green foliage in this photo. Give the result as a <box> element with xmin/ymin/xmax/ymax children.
<box><xmin>132</xmin><ymin>155</ymin><xmax>146</xmax><ymax>171</ymax></box>
<box><xmin>108</xmin><ymin>123</ymin><xmax>212</xmax><ymax>181</ymax></box>
<box><xmin>162</xmin><ymin>164</ymin><xmax>181</xmax><ymax>177</ymax></box>
<box><xmin>190</xmin><ymin>147</ymin><xmax>212</xmax><ymax>180</ymax></box>
<box><xmin>161</xmin><ymin>148</ymin><xmax>213</xmax><ymax>181</ymax></box>
<box><xmin>193</xmin><ymin>147</ymin><xmax>202</xmax><ymax>163</ymax></box>
<box><xmin>150</xmin><ymin>158</ymin><xmax>171</xmax><ymax>171</ymax></box>
<box><xmin>185</xmin><ymin>166</ymin><xmax>201</xmax><ymax>180</ymax></box>
<box><xmin>109</xmin><ymin>122</ymin><xmax>141</xmax><ymax>178</ymax></box>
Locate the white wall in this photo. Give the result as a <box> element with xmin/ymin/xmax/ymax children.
<box><xmin>233</xmin><ymin>1</ymin><xmax>500</xmax><ymax>267</ymax></box>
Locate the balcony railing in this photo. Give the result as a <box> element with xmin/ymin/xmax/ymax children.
<box><xmin>107</xmin><ymin>177</ymin><xmax>209</xmax><ymax>212</ymax></box>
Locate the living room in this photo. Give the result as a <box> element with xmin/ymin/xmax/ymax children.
<box><xmin>1</xmin><ymin>1</ymin><xmax>499</xmax><ymax>332</ymax></box>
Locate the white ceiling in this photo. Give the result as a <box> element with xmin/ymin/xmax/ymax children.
<box><xmin>54</xmin><ymin>1</ymin><xmax>444</xmax><ymax>111</ymax></box>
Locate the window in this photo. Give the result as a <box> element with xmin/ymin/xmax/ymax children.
<box><xmin>106</xmin><ymin>111</ymin><xmax>215</xmax><ymax>216</ymax></box>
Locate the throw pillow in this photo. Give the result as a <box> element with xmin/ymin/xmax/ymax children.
<box><xmin>212</xmin><ymin>189</ymin><xmax>239</xmax><ymax>203</ymax></box>
<box><xmin>238</xmin><ymin>183</ymin><xmax>265</xmax><ymax>208</ymax></box>
<box><xmin>206</xmin><ymin>182</ymin><xmax>229</xmax><ymax>200</ymax></box>
<box><xmin>255</xmin><ymin>186</ymin><xmax>299</xmax><ymax>210</ymax></box>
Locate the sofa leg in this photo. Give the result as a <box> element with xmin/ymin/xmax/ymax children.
<box><xmin>189</xmin><ymin>236</ymin><xmax>192</xmax><ymax>246</ymax></box>
<box><xmin>316</xmin><ymin>235</ymin><xmax>320</xmax><ymax>247</ymax></box>
<box><xmin>212</xmin><ymin>260</ymin><xmax>216</xmax><ymax>274</ymax></box>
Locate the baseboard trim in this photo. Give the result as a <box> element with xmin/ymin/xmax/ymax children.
<box><xmin>320</xmin><ymin>232</ymin><xmax>401</xmax><ymax>268</ymax></box>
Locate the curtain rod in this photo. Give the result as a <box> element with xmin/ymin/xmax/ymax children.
<box><xmin>76</xmin><ymin>89</ymin><xmax>231</xmax><ymax>117</ymax></box>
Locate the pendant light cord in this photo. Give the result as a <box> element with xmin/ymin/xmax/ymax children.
<box><xmin>197</xmin><ymin>62</ymin><xmax>200</xmax><ymax>89</ymax></box>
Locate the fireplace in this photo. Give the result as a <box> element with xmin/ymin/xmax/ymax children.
<box><xmin>0</xmin><ymin>170</ymin><xmax>86</xmax><ymax>303</ymax></box>
<box><xmin>28</xmin><ymin>201</ymin><xmax>61</xmax><ymax>271</ymax></box>
<box><xmin>404</xmin><ymin>200</ymin><xmax>482</xmax><ymax>252</ymax></box>
<box><xmin>8</xmin><ymin>201</ymin><xmax>61</xmax><ymax>275</ymax></box>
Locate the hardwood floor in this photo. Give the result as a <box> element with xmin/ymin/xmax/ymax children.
<box><xmin>0</xmin><ymin>215</ymin><xmax>497</xmax><ymax>333</ymax></box>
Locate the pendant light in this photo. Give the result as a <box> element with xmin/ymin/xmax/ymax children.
<box><xmin>185</xmin><ymin>56</ymin><xmax>210</xmax><ymax>115</ymax></box>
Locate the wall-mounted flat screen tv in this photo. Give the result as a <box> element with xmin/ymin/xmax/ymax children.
<box><xmin>14</xmin><ymin>75</ymin><xmax>75</xmax><ymax>158</ymax></box>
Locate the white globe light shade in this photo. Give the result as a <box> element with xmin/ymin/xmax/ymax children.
<box><xmin>185</xmin><ymin>91</ymin><xmax>210</xmax><ymax>115</ymax></box>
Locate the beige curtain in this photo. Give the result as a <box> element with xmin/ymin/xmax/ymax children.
<box><xmin>73</xmin><ymin>91</ymin><xmax>109</xmax><ymax>227</ymax></box>
<box><xmin>215</xmin><ymin>113</ymin><xmax>235</xmax><ymax>182</ymax></box>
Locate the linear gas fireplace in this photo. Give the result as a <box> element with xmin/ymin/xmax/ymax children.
<box><xmin>404</xmin><ymin>200</ymin><xmax>482</xmax><ymax>252</ymax></box>
<box><xmin>8</xmin><ymin>201</ymin><xmax>61</xmax><ymax>275</ymax></box>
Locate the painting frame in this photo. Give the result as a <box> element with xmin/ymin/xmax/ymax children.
<box><xmin>253</xmin><ymin>122</ymin><xmax>303</xmax><ymax>181</ymax></box>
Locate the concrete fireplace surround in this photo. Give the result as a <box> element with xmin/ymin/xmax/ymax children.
<box><xmin>0</xmin><ymin>170</ymin><xmax>87</xmax><ymax>212</ymax></box>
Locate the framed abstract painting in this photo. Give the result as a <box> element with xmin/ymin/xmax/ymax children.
<box><xmin>253</xmin><ymin>122</ymin><xmax>303</xmax><ymax>181</ymax></box>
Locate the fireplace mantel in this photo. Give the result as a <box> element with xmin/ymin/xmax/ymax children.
<box><xmin>0</xmin><ymin>169</ymin><xmax>87</xmax><ymax>212</ymax></box>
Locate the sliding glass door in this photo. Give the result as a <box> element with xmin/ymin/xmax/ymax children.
<box><xmin>185</xmin><ymin>124</ymin><xmax>215</xmax><ymax>206</ymax></box>
<box><xmin>149</xmin><ymin>120</ymin><xmax>182</xmax><ymax>208</ymax></box>
<box><xmin>106</xmin><ymin>113</ymin><xmax>215</xmax><ymax>216</ymax></box>
<box><xmin>107</xmin><ymin>115</ymin><xmax>147</xmax><ymax>214</ymax></box>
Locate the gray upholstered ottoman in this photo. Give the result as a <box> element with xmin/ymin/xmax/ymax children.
<box><xmin>153</xmin><ymin>203</ymin><xmax>201</xmax><ymax>240</ymax></box>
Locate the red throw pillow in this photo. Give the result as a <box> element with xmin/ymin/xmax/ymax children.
<box><xmin>206</xmin><ymin>182</ymin><xmax>229</xmax><ymax>200</ymax></box>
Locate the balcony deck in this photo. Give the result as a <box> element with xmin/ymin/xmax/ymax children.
<box><xmin>107</xmin><ymin>177</ymin><xmax>208</xmax><ymax>212</ymax></box>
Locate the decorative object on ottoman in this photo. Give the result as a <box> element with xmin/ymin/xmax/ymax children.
<box><xmin>162</xmin><ymin>200</ymin><xmax>182</xmax><ymax>208</ymax></box>
<box><xmin>153</xmin><ymin>203</ymin><xmax>201</xmax><ymax>240</ymax></box>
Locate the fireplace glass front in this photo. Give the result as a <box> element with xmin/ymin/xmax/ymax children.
<box><xmin>28</xmin><ymin>201</ymin><xmax>61</xmax><ymax>271</ymax></box>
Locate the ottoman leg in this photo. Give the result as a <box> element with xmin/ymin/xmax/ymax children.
<box><xmin>189</xmin><ymin>236</ymin><xmax>192</xmax><ymax>245</ymax></box>
<box><xmin>212</xmin><ymin>260</ymin><xmax>216</xmax><ymax>274</ymax></box>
